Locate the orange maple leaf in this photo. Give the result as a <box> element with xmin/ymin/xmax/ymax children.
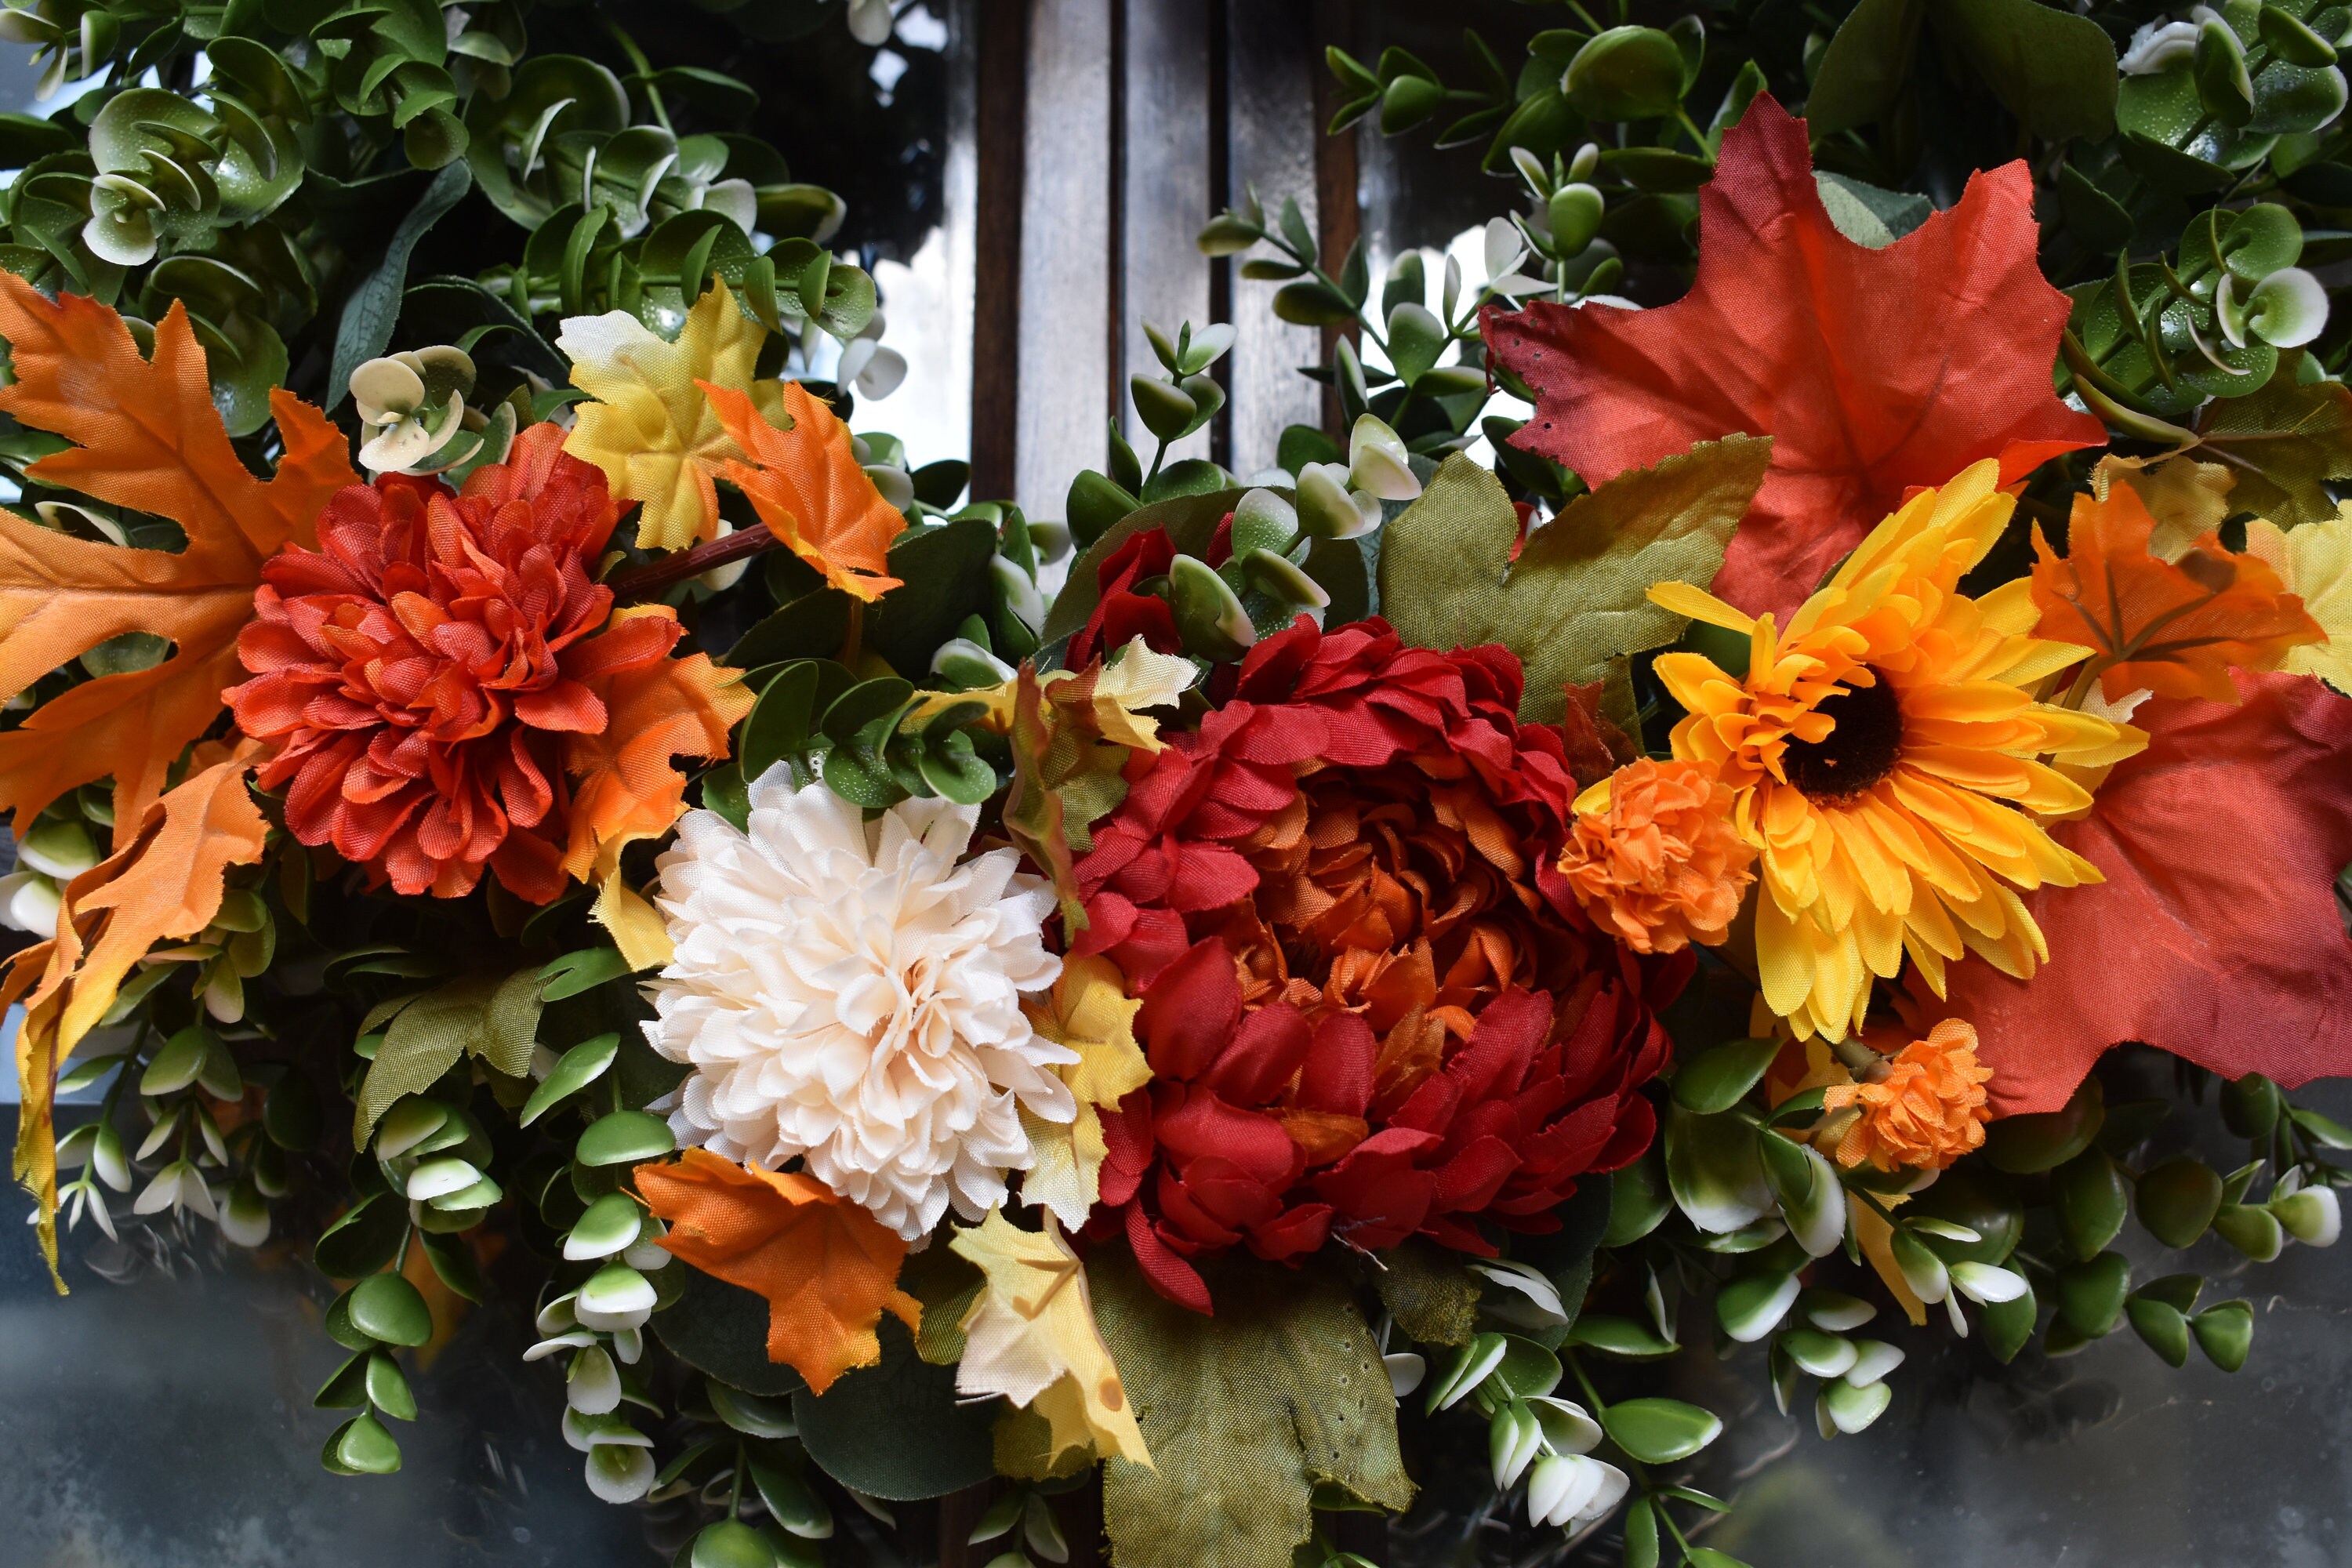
<box><xmin>6</xmin><ymin>739</ymin><xmax>269</xmax><ymax>1286</ymax></box>
<box><xmin>699</xmin><ymin>378</ymin><xmax>904</xmax><ymax>601</ymax></box>
<box><xmin>633</xmin><ymin>1148</ymin><xmax>920</xmax><ymax>1394</ymax></box>
<box><xmin>561</xmin><ymin>604</ymin><xmax>754</xmax><ymax>884</ymax></box>
<box><xmin>2031</xmin><ymin>483</ymin><xmax>2325</xmax><ymax>702</ymax></box>
<box><xmin>0</xmin><ymin>274</ymin><xmax>358</xmax><ymax>847</ymax></box>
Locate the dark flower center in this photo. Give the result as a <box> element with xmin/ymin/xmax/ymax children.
<box><xmin>1783</xmin><ymin>675</ymin><xmax>1904</xmax><ymax>800</ymax></box>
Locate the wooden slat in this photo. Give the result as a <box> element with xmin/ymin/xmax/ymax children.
<box><xmin>1221</xmin><ymin>0</ymin><xmax>1323</xmax><ymax>474</ymax></box>
<box><xmin>1015</xmin><ymin>0</ymin><xmax>1118</xmax><ymax>519</ymax></box>
<box><xmin>969</xmin><ymin>0</ymin><xmax>1029</xmax><ymax>503</ymax></box>
<box><xmin>1120</xmin><ymin>0</ymin><xmax>1215</xmax><ymax>474</ymax></box>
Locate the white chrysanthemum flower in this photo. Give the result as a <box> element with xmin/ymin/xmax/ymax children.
<box><xmin>644</xmin><ymin>770</ymin><xmax>1075</xmax><ymax>1240</ymax></box>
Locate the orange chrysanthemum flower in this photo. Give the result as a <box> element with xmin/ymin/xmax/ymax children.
<box><xmin>1820</xmin><ymin>1018</ymin><xmax>1993</xmax><ymax>1171</ymax></box>
<box><xmin>1555</xmin><ymin>758</ymin><xmax>1755</xmax><ymax>956</ymax></box>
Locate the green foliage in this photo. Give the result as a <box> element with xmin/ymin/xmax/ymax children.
<box><xmin>1377</xmin><ymin>441</ymin><xmax>1768</xmax><ymax>728</ymax></box>
<box><xmin>1091</xmin><ymin>1247</ymin><xmax>1414</xmax><ymax>1568</ymax></box>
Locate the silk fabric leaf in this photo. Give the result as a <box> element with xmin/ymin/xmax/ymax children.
<box><xmin>2091</xmin><ymin>452</ymin><xmax>2234</xmax><ymax>561</ymax></box>
<box><xmin>635</xmin><ymin>1147</ymin><xmax>920</xmax><ymax>1394</ymax></box>
<box><xmin>353</xmin><ymin>970</ymin><xmax>544</xmax><ymax>1145</ymax></box>
<box><xmin>0</xmin><ymin>275</ymin><xmax>357</xmax><ymax>843</ymax></box>
<box><xmin>9</xmin><ymin>744</ymin><xmax>267</xmax><ymax>1286</ymax></box>
<box><xmin>1940</xmin><ymin>671</ymin><xmax>2352</xmax><ymax>1113</ymax></box>
<box><xmin>703</xmin><ymin>378</ymin><xmax>906</xmax><ymax>601</ymax></box>
<box><xmin>1379</xmin><ymin>441</ymin><xmax>1769</xmax><ymax>726</ymax></box>
<box><xmin>1091</xmin><ymin>1246</ymin><xmax>1414</xmax><ymax>1568</ymax></box>
<box><xmin>562</xmin><ymin>604</ymin><xmax>755</xmax><ymax>884</ymax></box>
<box><xmin>1483</xmin><ymin>93</ymin><xmax>2103</xmax><ymax>620</ymax></box>
<box><xmin>2031</xmin><ymin>484</ymin><xmax>2323</xmax><ymax>702</ymax></box>
<box><xmin>2190</xmin><ymin>356</ymin><xmax>2352</xmax><ymax>528</ymax></box>
<box><xmin>1018</xmin><ymin>954</ymin><xmax>1151</xmax><ymax>1233</ymax></box>
<box><xmin>557</xmin><ymin>278</ymin><xmax>776</xmax><ymax>550</ymax></box>
<box><xmin>2245</xmin><ymin>506</ymin><xmax>2352</xmax><ymax>695</ymax></box>
<box><xmin>949</xmin><ymin>1208</ymin><xmax>1150</xmax><ymax>1468</ymax></box>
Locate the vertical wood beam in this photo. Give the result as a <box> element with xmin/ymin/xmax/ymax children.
<box><xmin>1015</xmin><ymin>0</ymin><xmax>1118</xmax><ymax>517</ymax></box>
<box><xmin>969</xmin><ymin>0</ymin><xmax>1030</xmax><ymax>502</ymax></box>
<box><xmin>1120</xmin><ymin>0</ymin><xmax>1215</xmax><ymax>474</ymax></box>
<box><xmin>1221</xmin><ymin>0</ymin><xmax>1323</xmax><ymax>472</ymax></box>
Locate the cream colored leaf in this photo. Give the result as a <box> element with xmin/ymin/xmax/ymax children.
<box><xmin>950</xmin><ymin>1208</ymin><xmax>1150</xmax><ymax>1469</ymax></box>
<box><xmin>2246</xmin><ymin>505</ymin><xmax>2352</xmax><ymax>695</ymax></box>
<box><xmin>1090</xmin><ymin>637</ymin><xmax>1197</xmax><ymax>751</ymax></box>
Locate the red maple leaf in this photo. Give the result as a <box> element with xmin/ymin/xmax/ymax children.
<box><xmin>1934</xmin><ymin>671</ymin><xmax>2352</xmax><ymax>1114</ymax></box>
<box><xmin>1483</xmin><ymin>95</ymin><xmax>2105</xmax><ymax>620</ymax></box>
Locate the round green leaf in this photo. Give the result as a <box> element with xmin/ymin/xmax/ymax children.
<box><xmin>793</xmin><ymin>1317</ymin><xmax>997</xmax><ymax>1500</ymax></box>
<box><xmin>1986</xmin><ymin>1076</ymin><xmax>2103</xmax><ymax>1173</ymax></box>
<box><xmin>521</xmin><ymin>1033</ymin><xmax>621</xmax><ymax>1127</ymax></box>
<box><xmin>2126</xmin><ymin>1294</ymin><xmax>2192</xmax><ymax>1367</ymax></box>
<box><xmin>1671</xmin><ymin>1037</ymin><xmax>1782</xmax><ymax>1115</ymax></box>
<box><xmin>691</xmin><ymin>1519</ymin><xmax>779</xmax><ymax>1568</ymax></box>
<box><xmin>1715</xmin><ymin>1270</ymin><xmax>1798</xmax><ymax>1344</ymax></box>
<box><xmin>1564</xmin><ymin>27</ymin><xmax>1686</xmax><ymax>122</ymax></box>
<box><xmin>1600</xmin><ymin>1396</ymin><xmax>1722</xmax><ymax>1464</ymax></box>
<box><xmin>2137</xmin><ymin>1156</ymin><xmax>2224</xmax><ymax>1248</ymax></box>
<box><xmin>566</xmin><ymin>1190</ymin><xmax>646</xmax><ymax>1261</ymax></box>
<box><xmin>577</xmin><ymin>1111</ymin><xmax>676</xmax><ymax>1167</ymax></box>
<box><xmin>314</xmin><ymin>1194</ymin><xmax>408</xmax><ymax>1279</ymax></box>
<box><xmin>653</xmin><ymin>1265</ymin><xmax>809</xmax><ymax>1397</ymax></box>
<box><xmin>2053</xmin><ymin>1146</ymin><xmax>2129</xmax><ymax>1261</ymax></box>
<box><xmin>2190</xmin><ymin>1299</ymin><xmax>2254</xmax><ymax>1371</ymax></box>
<box><xmin>348</xmin><ymin>1272</ymin><xmax>434</xmax><ymax>1347</ymax></box>
<box><xmin>2056</xmin><ymin>1251</ymin><xmax>2131</xmax><ymax>1339</ymax></box>
<box><xmin>2212</xmin><ymin>1201</ymin><xmax>2285</xmax><ymax>1261</ymax></box>
<box><xmin>1980</xmin><ymin>1284</ymin><xmax>2038</xmax><ymax>1365</ymax></box>
<box><xmin>140</xmin><ymin>1025</ymin><xmax>211</xmax><ymax>1096</ymax></box>
<box><xmin>325</xmin><ymin>1412</ymin><xmax>403</xmax><ymax>1475</ymax></box>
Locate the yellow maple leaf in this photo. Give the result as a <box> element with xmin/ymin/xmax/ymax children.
<box><xmin>6</xmin><ymin>740</ymin><xmax>269</xmax><ymax>1287</ymax></box>
<box><xmin>0</xmin><ymin>274</ymin><xmax>357</xmax><ymax>844</ymax></box>
<box><xmin>949</xmin><ymin>1207</ymin><xmax>1151</xmax><ymax>1469</ymax></box>
<box><xmin>1018</xmin><ymin>953</ymin><xmax>1150</xmax><ymax>1233</ymax></box>
<box><xmin>2245</xmin><ymin>503</ymin><xmax>2352</xmax><ymax>696</ymax></box>
<box><xmin>558</xmin><ymin>278</ymin><xmax>782</xmax><ymax>551</ymax></box>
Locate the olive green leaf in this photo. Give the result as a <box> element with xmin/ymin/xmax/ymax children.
<box><xmin>352</xmin><ymin>970</ymin><xmax>543</xmax><ymax>1146</ymax></box>
<box><xmin>1092</xmin><ymin>1247</ymin><xmax>1414</xmax><ymax>1568</ymax></box>
<box><xmin>2190</xmin><ymin>355</ymin><xmax>2352</xmax><ymax>525</ymax></box>
<box><xmin>1378</xmin><ymin>440</ymin><xmax>1770</xmax><ymax>727</ymax></box>
<box><xmin>1374</xmin><ymin>1237</ymin><xmax>1483</xmax><ymax>1347</ymax></box>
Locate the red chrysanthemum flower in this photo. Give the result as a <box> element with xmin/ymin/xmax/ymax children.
<box><xmin>1073</xmin><ymin>618</ymin><xmax>1679</xmax><ymax>1309</ymax></box>
<box><xmin>1067</xmin><ymin>525</ymin><xmax>1182</xmax><ymax>669</ymax></box>
<box><xmin>227</xmin><ymin>422</ymin><xmax>677</xmax><ymax>902</ymax></box>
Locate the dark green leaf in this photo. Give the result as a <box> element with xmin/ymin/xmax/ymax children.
<box><xmin>1671</xmin><ymin>1037</ymin><xmax>1781</xmax><ymax>1115</ymax></box>
<box><xmin>652</xmin><ymin>1265</ymin><xmax>809</xmax><ymax>1397</ymax></box>
<box><xmin>328</xmin><ymin>160</ymin><xmax>472</xmax><ymax>408</ymax></box>
<box><xmin>793</xmin><ymin>1314</ymin><xmax>996</xmax><ymax>1500</ymax></box>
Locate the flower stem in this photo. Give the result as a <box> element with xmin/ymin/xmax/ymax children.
<box><xmin>608</xmin><ymin>523</ymin><xmax>782</xmax><ymax>603</ymax></box>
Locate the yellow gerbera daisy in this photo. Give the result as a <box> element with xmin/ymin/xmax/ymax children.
<box><xmin>1648</xmin><ymin>459</ymin><xmax>2147</xmax><ymax>1041</ymax></box>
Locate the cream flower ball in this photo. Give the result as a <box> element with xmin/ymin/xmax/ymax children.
<box><xmin>644</xmin><ymin>769</ymin><xmax>1076</xmax><ymax>1240</ymax></box>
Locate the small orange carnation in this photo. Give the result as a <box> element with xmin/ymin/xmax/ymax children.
<box><xmin>1555</xmin><ymin>758</ymin><xmax>1755</xmax><ymax>955</ymax></box>
<box><xmin>1821</xmin><ymin>1019</ymin><xmax>1994</xmax><ymax>1172</ymax></box>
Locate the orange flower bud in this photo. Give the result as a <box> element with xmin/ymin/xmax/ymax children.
<box><xmin>1821</xmin><ymin>1019</ymin><xmax>1994</xmax><ymax>1172</ymax></box>
<box><xmin>1555</xmin><ymin>758</ymin><xmax>1755</xmax><ymax>955</ymax></box>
